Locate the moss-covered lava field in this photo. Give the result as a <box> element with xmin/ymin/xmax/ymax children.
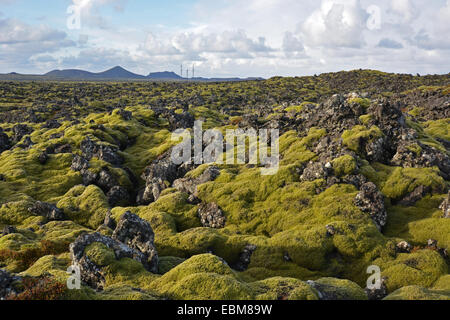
<box><xmin>0</xmin><ymin>70</ymin><xmax>449</xmax><ymax>300</ymax></box>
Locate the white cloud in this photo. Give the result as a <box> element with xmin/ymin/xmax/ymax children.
<box><xmin>300</xmin><ymin>0</ymin><xmax>368</xmax><ymax>48</ymax></box>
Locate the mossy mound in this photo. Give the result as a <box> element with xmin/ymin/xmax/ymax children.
<box><xmin>375</xmin><ymin>250</ymin><xmax>448</xmax><ymax>293</ymax></box>
<box><xmin>384</xmin><ymin>286</ymin><xmax>450</xmax><ymax>300</ymax></box>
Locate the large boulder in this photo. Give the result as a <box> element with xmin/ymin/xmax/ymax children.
<box><xmin>138</xmin><ymin>150</ymin><xmax>193</xmax><ymax>205</ymax></box>
<box><xmin>112</xmin><ymin>212</ymin><xmax>159</xmax><ymax>273</ymax></box>
<box><xmin>69</xmin><ymin>232</ymin><xmax>150</xmax><ymax>290</ymax></box>
<box><xmin>80</xmin><ymin>137</ymin><xmax>123</xmax><ymax>166</ymax></box>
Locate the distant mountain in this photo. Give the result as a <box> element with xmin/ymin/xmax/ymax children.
<box><xmin>147</xmin><ymin>71</ymin><xmax>182</xmax><ymax>80</ymax></box>
<box><xmin>45</xmin><ymin>66</ymin><xmax>146</xmax><ymax>80</ymax></box>
<box><xmin>0</xmin><ymin>66</ymin><xmax>264</xmax><ymax>82</ymax></box>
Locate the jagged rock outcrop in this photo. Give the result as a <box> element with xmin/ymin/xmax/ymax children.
<box><xmin>106</xmin><ymin>186</ymin><xmax>130</xmax><ymax>207</ymax></box>
<box><xmin>28</xmin><ymin>201</ymin><xmax>65</xmax><ymax>221</ymax></box>
<box><xmin>354</xmin><ymin>182</ymin><xmax>387</xmax><ymax>231</ymax></box>
<box><xmin>173</xmin><ymin>166</ymin><xmax>220</xmax><ymax>195</ymax></box>
<box><xmin>198</xmin><ymin>202</ymin><xmax>226</xmax><ymax>229</ymax></box>
<box><xmin>112</xmin><ymin>212</ymin><xmax>159</xmax><ymax>273</ymax></box>
<box><xmin>81</xmin><ymin>137</ymin><xmax>123</xmax><ymax>166</ymax></box>
<box><xmin>138</xmin><ymin>150</ymin><xmax>193</xmax><ymax>205</ymax></box>
<box><xmin>71</xmin><ymin>155</ymin><xmax>89</xmax><ymax>171</ymax></box>
<box><xmin>392</xmin><ymin>142</ymin><xmax>450</xmax><ymax>180</ymax></box>
<box><xmin>70</xmin><ymin>232</ymin><xmax>150</xmax><ymax>290</ymax></box>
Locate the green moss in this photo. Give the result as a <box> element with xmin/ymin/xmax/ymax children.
<box><xmin>348</xmin><ymin>97</ymin><xmax>371</xmax><ymax>109</ymax></box>
<box><xmin>423</xmin><ymin>119</ymin><xmax>450</xmax><ymax>141</ymax></box>
<box><xmin>433</xmin><ymin>275</ymin><xmax>450</xmax><ymax>291</ymax></box>
<box><xmin>332</xmin><ymin>155</ymin><xmax>357</xmax><ymax>177</ymax></box>
<box><xmin>375</xmin><ymin>250</ymin><xmax>448</xmax><ymax>292</ymax></box>
<box><xmin>168</xmin><ymin>273</ymin><xmax>253</xmax><ymax>300</ymax></box>
<box><xmin>85</xmin><ymin>242</ymin><xmax>116</xmax><ymax>267</ymax></box>
<box><xmin>384</xmin><ymin>195</ymin><xmax>450</xmax><ymax>248</ymax></box>
<box><xmin>408</xmin><ymin>107</ymin><xmax>423</xmax><ymax>118</ymax></box>
<box><xmin>158</xmin><ymin>256</ymin><xmax>186</xmax><ymax>274</ymax></box>
<box><xmin>406</xmin><ymin>143</ymin><xmax>422</xmax><ymax>156</ymax></box>
<box><xmin>20</xmin><ymin>254</ymin><xmax>71</xmax><ymax>281</ymax></box>
<box><xmin>0</xmin><ymin>197</ymin><xmax>34</xmax><ymax>225</ymax></box>
<box><xmin>151</xmin><ymin>254</ymin><xmax>255</xmax><ymax>299</ymax></box>
<box><xmin>384</xmin><ymin>286</ymin><xmax>450</xmax><ymax>300</ymax></box>
<box><xmin>342</xmin><ymin>125</ymin><xmax>383</xmax><ymax>152</ymax></box>
<box><xmin>313</xmin><ymin>277</ymin><xmax>368</xmax><ymax>300</ymax></box>
<box><xmin>380</xmin><ymin>167</ymin><xmax>445</xmax><ymax>200</ymax></box>
<box><xmin>251</xmin><ymin>277</ymin><xmax>319</xmax><ymax>300</ymax></box>
<box><xmin>359</xmin><ymin>114</ymin><xmax>372</xmax><ymax>125</ymax></box>
<box><xmin>57</xmin><ymin>185</ymin><xmax>110</xmax><ymax>229</ymax></box>
<box><xmin>96</xmin><ymin>285</ymin><xmax>160</xmax><ymax>300</ymax></box>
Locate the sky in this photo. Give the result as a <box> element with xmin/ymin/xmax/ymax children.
<box><xmin>0</xmin><ymin>0</ymin><xmax>449</xmax><ymax>77</ymax></box>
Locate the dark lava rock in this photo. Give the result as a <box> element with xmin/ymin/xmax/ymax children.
<box><xmin>173</xmin><ymin>166</ymin><xmax>220</xmax><ymax>195</ymax></box>
<box><xmin>38</xmin><ymin>152</ymin><xmax>48</xmax><ymax>165</ymax></box>
<box><xmin>138</xmin><ymin>150</ymin><xmax>186</xmax><ymax>205</ymax></box>
<box><xmin>70</xmin><ymin>232</ymin><xmax>150</xmax><ymax>290</ymax></box>
<box><xmin>12</xmin><ymin>124</ymin><xmax>33</xmax><ymax>143</ymax></box>
<box><xmin>341</xmin><ymin>174</ymin><xmax>367</xmax><ymax>190</ymax></box>
<box><xmin>0</xmin><ymin>129</ymin><xmax>10</xmax><ymax>153</ymax></box>
<box><xmin>396</xmin><ymin>241</ymin><xmax>412</xmax><ymax>253</ymax></box>
<box><xmin>300</xmin><ymin>161</ymin><xmax>333</xmax><ymax>182</ymax></box>
<box><xmin>1</xmin><ymin>225</ymin><xmax>17</xmax><ymax>237</ymax></box>
<box><xmin>232</xmin><ymin>244</ymin><xmax>257</xmax><ymax>271</ymax></box>
<box><xmin>106</xmin><ymin>186</ymin><xmax>130</xmax><ymax>207</ymax></box>
<box><xmin>46</xmin><ymin>143</ymin><xmax>72</xmax><ymax>154</ymax></box>
<box><xmin>365</xmin><ymin>277</ymin><xmax>388</xmax><ymax>300</ymax></box>
<box><xmin>392</xmin><ymin>142</ymin><xmax>450</xmax><ymax>180</ymax></box>
<box><xmin>81</xmin><ymin>137</ymin><xmax>122</xmax><ymax>166</ymax></box>
<box><xmin>0</xmin><ymin>269</ymin><xmax>21</xmax><ymax>299</ymax></box>
<box><xmin>426</xmin><ymin>239</ymin><xmax>448</xmax><ymax>259</ymax></box>
<box><xmin>16</xmin><ymin>136</ymin><xmax>34</xmax><ymax>149</ymax></box>
<box><xmin>198</xmin><ymin>202</ymin><xmax>226</xmax><ymax>229</ymax></box>
<box><xmin>71</xmin><ymin>155</ymin><xmax>89</xmax><ymax>172</ymax></box>
<box><xmin>104</xmin><ymin>211</ymin><xmax>116</xmax><ymax>230</ymax></box>
<box><xmin>112</xmin><ymin>212</ymin><xmax>159</xmax><ymax>273</ymax></box>
<box><xmin>42</xmin><ymin>119</ymin><xmax>61</xmax><ymax>129</ymax></box>
<box><xmin>96</xmin><ymin>168</ymin><xmax>118</xmax><ymax>191</ymax></box>
<box><xmin>398</xmin><ymin>185</ymin><xmax>430</xmax><ymax>206</ymax></box>
<box><xmin>166</xmin><ymin>111</ymin><xmax>195</xmax><ymax>131</ymax></box>
<box><xmin>28</xmin><ymin>201</ymin><xmax>65</xmax><ymax>221</ymax></box>
<box><xmin>440</xmin><ymin>191</ymin><xmax>450</xmax><ymax>218</ymax></box>
<box><xmin>354</xmin><ymin>182</ymin><xmax>387</xmax><ymax>231</ymax></box>
<box><xmin>325</xmin><ymin>225</ymin><xmax>337</xmax><ymax>237</ymax></box>
<box><xmin>115</xmin><ymin>109</ymin><xmax>132</xmax><ymax>121</ymax></box>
